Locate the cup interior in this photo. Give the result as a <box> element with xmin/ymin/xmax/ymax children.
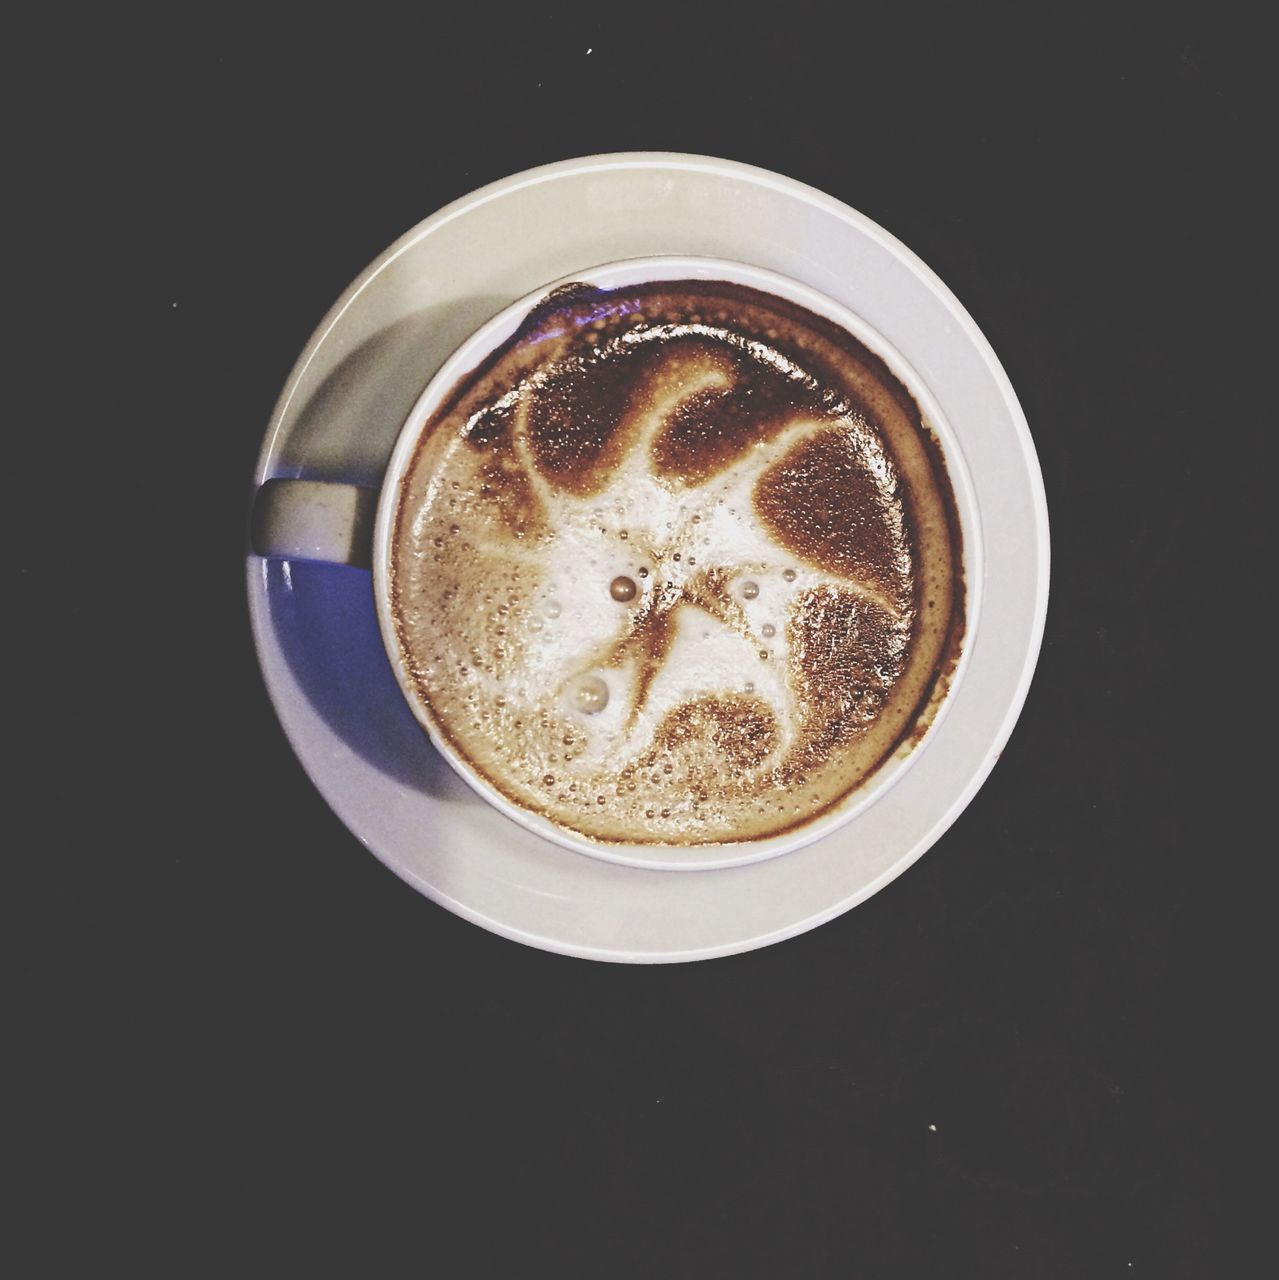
<box><xmin>371</xmin><ymin>256</ymin><xmax>983</xmax><ymax>870</ymax></box>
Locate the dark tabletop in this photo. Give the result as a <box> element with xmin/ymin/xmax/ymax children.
<box><xmin>15</xmin><ymin>8</ymin><xmax>1259</xmax><ymax>1276</ymax></box>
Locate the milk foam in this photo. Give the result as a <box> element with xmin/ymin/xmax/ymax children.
<box><xmin>389</xmin><ymin>281</ymin><xmax>962</xmax><ymax>845</ymax></box>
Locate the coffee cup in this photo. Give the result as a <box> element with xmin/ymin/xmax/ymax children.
<box><xmin>251</xmin><ymin>256</ymin><xmax>981</xmax><ymax>869</ymax></box>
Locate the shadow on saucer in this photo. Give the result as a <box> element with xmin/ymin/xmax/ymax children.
<box><xmin>260</xmin><ymin>300</ymin><xmax>509</xmax><ymax>800</ymax></box>
<box><xmin>272</xmin><ymin>299</ymin><xmax>510</xmax><ymax>486</ymax></box>
<box><xmin>265</xmin><ymin>558</ymin><xmax>464</xmax><ymax>796</ymax></box>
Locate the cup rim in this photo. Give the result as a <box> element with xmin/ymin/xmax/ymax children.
<box><xmin>370</xmin><ymin>254</ymin><xmax>984</xmax><ymax>870</ymax></box>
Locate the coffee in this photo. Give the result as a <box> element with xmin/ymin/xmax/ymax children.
<box><xmin>389</xmin><ymin>280</ymin><xmax>964</xmax><ymax>845</ymax></box>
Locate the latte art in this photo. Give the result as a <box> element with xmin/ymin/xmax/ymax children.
<box><xmin>389</xmin><ymin>280</ymin><xmax>964</xmax><ymax>844</ymax></box>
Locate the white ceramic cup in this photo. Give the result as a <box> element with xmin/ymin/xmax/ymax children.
<box><xmin>251</xmin><ymin>256</ymin><xmax>983</xmax><ymax>870</ymax></box>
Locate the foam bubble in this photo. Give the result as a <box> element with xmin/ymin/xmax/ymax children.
<box><xmin>571</xmin><ymin>675</ymin><xmax>610</xmax><ymax>715</ymax></box>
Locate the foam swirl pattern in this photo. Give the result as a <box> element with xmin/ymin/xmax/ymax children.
<box><xmin>390</xmin><ymin>281</ymin><xmax>964</xmax><ymax>844</ymax></box>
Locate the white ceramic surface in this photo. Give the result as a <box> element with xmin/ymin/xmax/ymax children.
<box><xmin>247</xmin><ymin>153</ymin><xmax>1049</xmax><ymax>962</ymax></box>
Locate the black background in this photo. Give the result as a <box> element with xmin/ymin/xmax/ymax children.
<box><xmin>15</xmin><ymin>7</ymin><xmax>1261</xmax><ymax>1276</ymax></box>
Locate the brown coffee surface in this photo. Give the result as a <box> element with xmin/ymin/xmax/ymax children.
<box><xmin>389</xmin><ymin>280</ymin><xmax>964</xmax><ymax>845</ymax></box>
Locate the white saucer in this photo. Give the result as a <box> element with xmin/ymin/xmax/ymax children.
<box><xmin>247</xmin><ymin>153</ymin><xmax>1049</xmax><ymax>963</ymax></box>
